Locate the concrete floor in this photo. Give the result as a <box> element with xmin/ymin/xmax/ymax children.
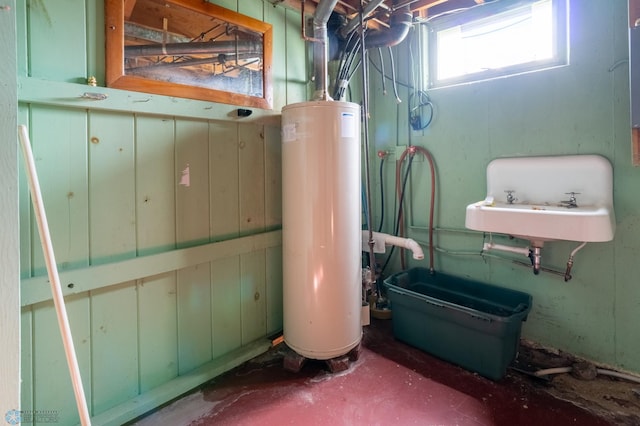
<box><xmin>131</xmin><ymin>318</ymin><xmax>626</xmax><ymax>425</ymax></box>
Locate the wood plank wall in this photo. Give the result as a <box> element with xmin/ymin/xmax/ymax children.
<box><xmin>16</xmin><ymin>1</ymin><xmax>306</xmax><ymax>424</ymax></box>
<box><xmin>0</xmin><ymin>0</ymin><xmax>20</xmax><ymax>418</ymax></box>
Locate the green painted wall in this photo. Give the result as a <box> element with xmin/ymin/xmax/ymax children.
<box><xmin>9</xmin><ymin>0</ymin><xmax>640</xmax><ymax>423</ymax></box>
<box><xmin>369</xmin><ymin>0</ymin><xmax>640</xmax><ymax>374</ymax></box>
<box><xmin>14</xmin><ymin>0</ymin><xmax>301</xmax><ymax>424</ymax></box>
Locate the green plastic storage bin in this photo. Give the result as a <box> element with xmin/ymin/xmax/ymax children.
<box><xmin>383</xmin><ymin>267</ymin><xmax>532</xmax><ymax>380</ymax></box>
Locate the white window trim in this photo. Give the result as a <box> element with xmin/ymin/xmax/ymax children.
<box><xmin>424</xmin><ymin>0</ymin><xmax>569</xmax><ymax>89</ymax></box>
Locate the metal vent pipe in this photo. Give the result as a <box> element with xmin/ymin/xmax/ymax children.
<box><xmin>312</xmin><ymin>0</ymin><xmax>339</xmax><ymax>100</ymax></box>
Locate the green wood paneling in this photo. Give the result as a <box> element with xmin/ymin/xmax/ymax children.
<box><xmin>85</xmin><ymin>0</ymin><xmax>105</xmax><ymax>85</ymax></box>
<box><xmin>265</xmin><ymin>246</ymin><xmax>283</xmax><ymax>335</ymax></box>
<box><xmin>16</xmin><ymin>0</ymin><xmax>27</xmax><ymax>76</ymax></box>
<box><xmin>209</xmin><ymin>121</ymin><xmax>240</xmax><ymax>241</ymax></box>
<box><xmin>18</xmin><ymin>105</ymin><xmax>31</xmax><ymax>278</ymax></box>
<box><xmin>176</xmin><ymin>119</ymin><xmax>210</xmax><ymax>248</ymax></box>
<box><xmin>285</xmin><ymin>8</ymin><xmax>308</xmax><ymax>103</ymax></box>
<box><xmin>240</xmin><ymin>251</ymin><xmax>266</xmax><ymax>344</ymax></box>
<box><xmin>16</xmin><ymin>1</ymin><xmax>293</xmax><ymax>422</ymax></box>
<box><xmin>28</xmin><ymin>0</ymin><xmax>87</xmax><ymax>82</ymax></box>
<box><xmin>135</xmin><ymin>115</ymin><xmax>176</xmax><ymax>255</ymax></box>
<box><xmin>137</xmin><ymin>272</ymin><xmax>178</xmax><ymax>393</ymax></box>
<box><xmin>177</xmin><ymin>263</ymin><xmax>212</xmax><ymax>374</ymax></box>
<box><xmin>33</xmin><ymin>295</ymin><xmax>91</xmax><ymax>426</ymax></box>
<box><xmin>264</xmin><ymin>124</ymin><xmax>282</xmax><ymax>230</ymax></box>
<box><xmin>88</xmin><ymin>111</ymin><xmax>136</xmax><ymax>264</ymax></box>
<box><xmin>239</xmin><ymin>123</ymin><xmax>265</xmax><ymax>235</ymax></box>
<box><xmin>211</xmin><ymin>0</ymin><xmax>238</xmax><ymax>12</ymax></box>
<box><xmin>18</xmin><ymin>77</ymin><xmax>282</xmax><ymax>121</ymax></box>
<box><xmin>264</xmin><ymin>3</ymin><xmax>287</xmax><ymax>110</ymax></box>
<box><xmin>30</xmin><ymin>106</ymin><xmax>89</xmax><ymax>275</ymax></box>
<box><xmin>238</xmin><ymin>0</ymin><xmax>261</xmax><ymax>21</ymax></box>
<box><xmin>211</xmin><ymin>255</ymin><xmax>242</xmax><ymax>357</ymax></box>
<box><xmin>91</xmin><ymin>340</ymin><xmax>270</xmax><ymax>426</ymax></box>
<box><xmin>20</xmin><ymin>308</ymin><xmax>33</xmax><ymax>425</ymax></box>
<box><xmin>22</xmin><ymin>231</ymin><xmax>282</xmax><ymax>306</ymax></box>
<box><xmin>0</xmin><ymin>0</ymin><xmax>20</xmax><ymax>413</ymax></box>
<box><xmin>91</xmin><ymin>283</ymin><xmax>138</xmax><ymax>415</ymax></box>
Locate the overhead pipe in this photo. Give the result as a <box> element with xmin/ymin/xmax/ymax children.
<box><xmin>335</xmin><ymin>0</ymin><xmax>412</xmax><ymax>49</ymax></box>
<box><xmin>364</xmin><ymin>3</ymin><xmax>412</xmax><ymax>49</ymax></box>
<box><xmin>124</xmin><ymin>40</ymin><xmax>262</xmax><ymax>58</ymax></box>
<box><xmin>311</xmin><ymin>0</ymin><xmax>412</xmax><ymax>102</ymax></box>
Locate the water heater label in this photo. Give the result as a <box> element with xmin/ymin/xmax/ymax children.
<box><xmin>341</xmin><ymin>112</ymin><xmax>356</xmax><ymax>138</ymax></box>
<box><xmin>282</xmin><ymin>123</ymin><xmax>296</xmax><ymax>143</ymax></box>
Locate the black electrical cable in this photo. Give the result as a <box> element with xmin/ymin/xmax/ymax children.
<box><xmin>334</xmin><ymin>30</ymin><xmax>365</xmax><ymax>100</ymax></box>
<box><xmin>369</xmin><ymin>54</ymin><xmax>413</xmax><ymax>90</ymax></box>
<box><xmin>334</xmin><ymin>30</ymin><xmax>361</xmax><ymax>99</ymax></box>
<box><xmin>409</xmin><ymin>90</ymin><xmax>434</xmax><ymax>130</ymax></box>
<box><xmin>346</xmin><ymin>59</ymin><xmax>362</xmax><ymax>88</ymax></box>
<box><xmin>380</xmin><ymin>154</ymin><xmax>414</xmax><ymax>274</ymax></box>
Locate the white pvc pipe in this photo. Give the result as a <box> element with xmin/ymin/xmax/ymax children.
<box><xmin>483</xmin><ymin>242</ymin><xmax>530</xmax><ymax>257</ymax></box>
<box><xmin>365</xmin><ymin>231</ymin><xmax>425</xmax><ymax>260</ymax></box>
<box><xmin>383</xmin><ymin>234</ymin><xmax>425</xmax><ymax>260</ymax></box>
<box><xmin>18</xmin><ymin>125</ymin><xmax>92</xmax><ymax>426</ymax></box>
<box><xmin>534</xmin><ymin>365</ymin><xmax>640</xmax><ymax>385</ymax></box>
<box><xmin>596</xmin><ymin>368</ymin><xmax>640</xmax><ymax>384</ymax></box>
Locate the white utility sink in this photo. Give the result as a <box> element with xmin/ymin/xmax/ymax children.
<box><xmin>465</xmin><ymin>155</ymin><xmax>616</xmax><ymax>244</ymax></box>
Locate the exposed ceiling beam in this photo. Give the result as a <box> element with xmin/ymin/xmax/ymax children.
<box><xmin>408</xmin><ymin>0</ymin><xmax>451</xmax><ymax>15</ymax></box>
<box><xmin>124</xmin><ymin>0</ymin><xmax>137</xmax><ymax>20</ymax></box>
<box><xmin>265</xmin><ymin>0</ymin><xmax>351</xmax><ymax>17</ymax></box>
<box><xmin>265</xmin><ymin>0</ymin><xmax>472</xmax><ymax>29</ymax></box>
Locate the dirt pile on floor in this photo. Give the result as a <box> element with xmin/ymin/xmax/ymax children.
<box><xmin>511</xmin><ymin>342</ymin><xmax>640</xmax><ymax>425</ymax></box>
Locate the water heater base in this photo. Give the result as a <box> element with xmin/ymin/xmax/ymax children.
<box><xmin>283</xmin><ymin>342</ymin><xmax>362</xmax><ymax>374</ymax></box>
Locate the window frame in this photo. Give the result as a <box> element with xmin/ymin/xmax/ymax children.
<box><xmin>425</xmin><ymin>0</ymin><xmax>568</xmax><ymax>89</ymax></box>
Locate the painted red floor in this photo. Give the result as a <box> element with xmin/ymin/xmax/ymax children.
<box><xmin>134</xmin><ymin>319</ymin><xmax>613</xmax><ymax>426</ymax></box>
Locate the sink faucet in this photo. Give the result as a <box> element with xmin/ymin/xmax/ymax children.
<box><xmin>561</xmin><ymin>192</ymin><xmax>580</xmax><ymax>208</ymax></box>
<box><xmin>505</xmin><ymin>190</ymin><xmax>517</xmax><ymax>204</ymax></box>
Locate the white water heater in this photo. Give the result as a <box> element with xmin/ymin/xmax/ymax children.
<box><xmin>281</xmin><ymin>100</ymin><xmax>362</xmax><ymax>360</ymax></box>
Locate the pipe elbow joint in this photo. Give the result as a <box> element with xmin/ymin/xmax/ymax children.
<box><xmin>405</xmin><ymin>238</ymin><xmax>424</xmax><ymax>260</ymax></box>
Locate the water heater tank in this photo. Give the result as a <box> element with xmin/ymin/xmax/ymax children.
<box><xmin>281</xmin><ymin>100</ymin><xmax>362</xmax><ymax>360</ymax></box>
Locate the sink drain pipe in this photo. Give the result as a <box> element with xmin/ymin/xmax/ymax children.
<box><xmin>482</xmin><ymin>241</ymin><xmax>530</xmax><ymax>257</ymax></box>
<box><xmin>483</xmin><ymin>241</ymin><xmax>541</xmax><ymax>275</ymax></box>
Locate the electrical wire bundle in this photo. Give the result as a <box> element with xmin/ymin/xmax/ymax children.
<box><xmin>333</xmin><ymin>27</ymin><xmax>366</xmax><ymax>101</ymax></box>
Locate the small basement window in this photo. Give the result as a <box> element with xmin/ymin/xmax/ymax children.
<box><xmin>424</xmin><ymin>0</ymin><xmax>568</xmax><ymax>88</ymax></box>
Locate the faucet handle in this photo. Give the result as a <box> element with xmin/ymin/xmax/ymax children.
<box><xmin>564</xmin><ymin>191</ymin><xmax>580</xmax><ymax>200</ymax></box>
<box><xmin>504</xmin><ymin>190</ymin><xmax>517</xmax><ymax>204</ymax></box>
<box><xmin>562</xmin><ymin>192</ymin><xmax>580</xmax><ymax>207</ymax></box>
